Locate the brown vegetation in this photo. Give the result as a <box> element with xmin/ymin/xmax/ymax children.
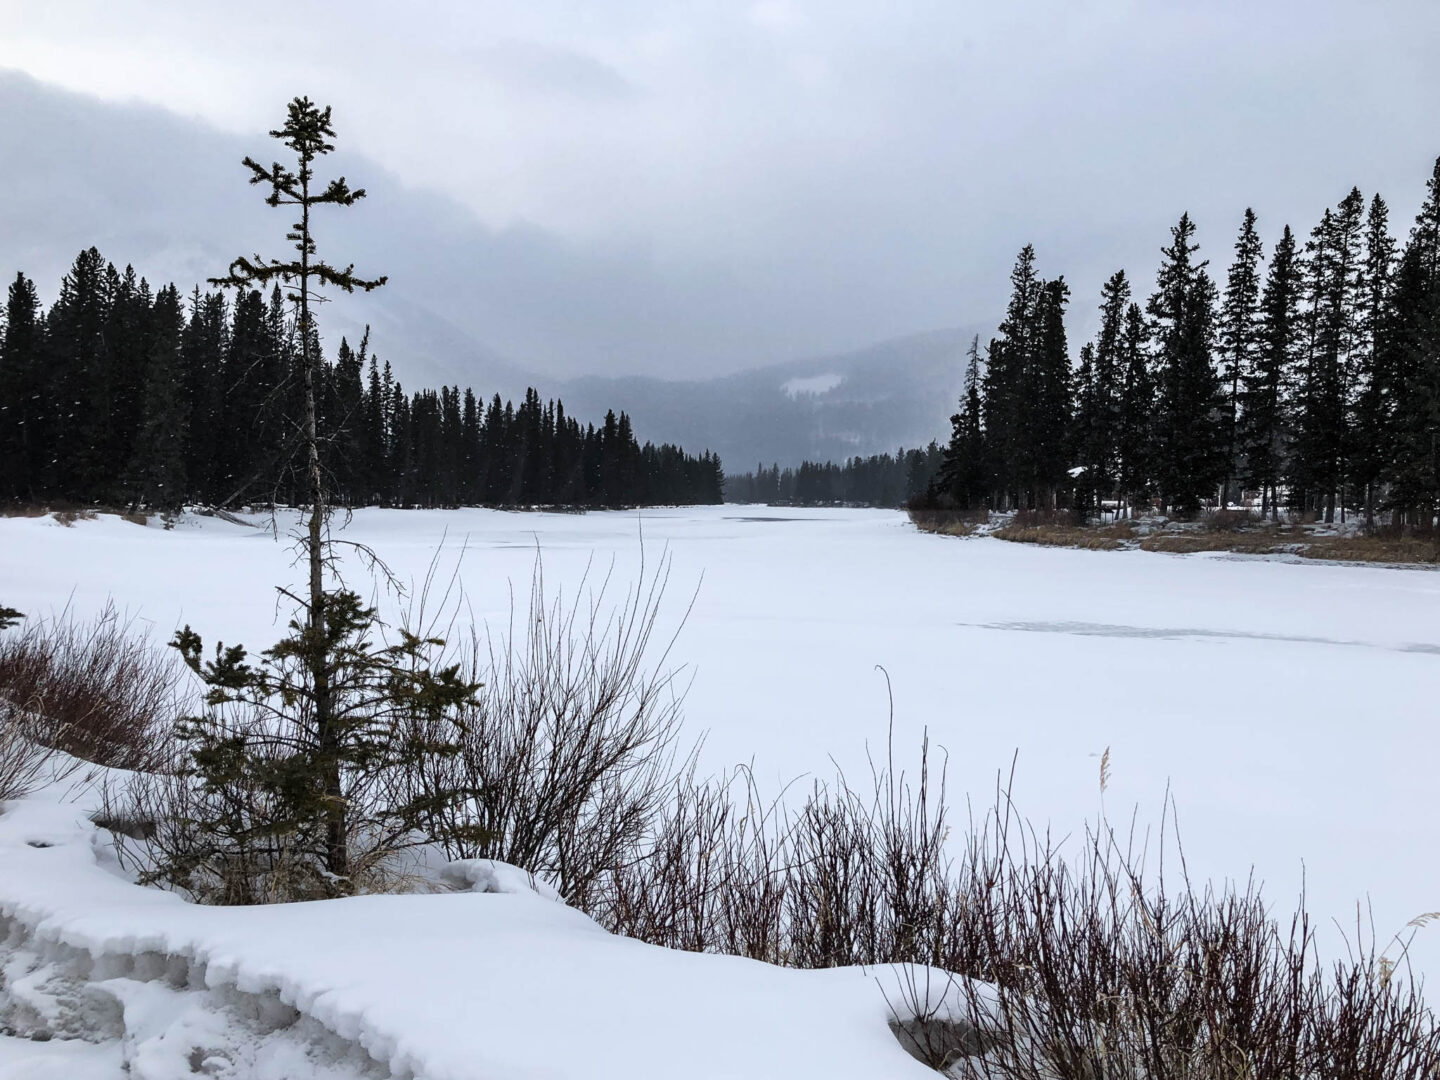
<box><xmin>991</xmin><ymin>524</ymin><xmax>1130</xmax><ymax>551</ymax></box>
<box><xmin>906</xmin><ymin>508</ymin><xmax>987</xmax><ymax>537</ymax></box>
<box><xmin>0</xmin><ymin>603</ymin><xmax>186</xmax><ymax>773</ymax></box>
<box><xmin>909</xmin><ymin>508</ymin><xmax>1440</xmax><ymax>565</ymax></box>
<box><xmin>588</xmin><ymin>742</ymin><xmax>1440</xmax><ymax>1079</ymax></box>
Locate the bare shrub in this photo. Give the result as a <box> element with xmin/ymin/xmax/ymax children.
<box><xmin>0</xmin><ymin>719</ymin><xmax>51</xmax><ymax>801</ymax></box>
<box><xmin>406</xmin><ymin>554</ymin><xmax>694</xmax><ymax>903</ymax></box>
<box><xmin>0</xmin><ymin>602</ymin><xmax>185</xmax><ymax>772</ymax></box>
<box><xmin>584</xmin><ymin>736</ymin><xmax>1440</xmax><ymax>1079</ymax></box>
<box><xmin>592</xmin><ymin>723</ymin><xmax>954</xmax><ymax>969</ymax></box>
<box><xmin>1201</xmin><ymin>507</ymin><xmax>1258</xmax><ymax>532</ymax></box>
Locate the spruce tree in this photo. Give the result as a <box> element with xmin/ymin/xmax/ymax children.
<box><xmin>984</xmin><ymin>246</ymin><xmax>1042</xmax><ymax>508</ymax></box>
<box><xmin>45</xmin><ymin>248</ymin><xmax>111</xmax><ymax>499</ymax></box>
<box><xmin>1070</xmin><ymin>270</ymin><xmax>1131</xmax><ymax>516</ymax></box>
<box><xmin>1389</xmin><ymin>158</ymin><xmax>1440</xmax><ymax>519</ymax></box>
<box><xmin>1147</xmin><ymin>213</ymin><xmax>1224</xmax><ymax>517</ymax></box>
<box><xmin>0</xmin><ymin>274</ymin><xmax>42</xmax><ymax>502</ymax></box>
<box><xmin>1351</xmin><ymin>195</ymin><xmax>1397</xmax><ymax>526</ymax></box>
<box><xmin>1029</xmin><ymin>277</ymin><xmax>1073</xmax><ymax>510</ymax></box>
<box><xmin>1115</xmin><ymin>302</ymin><xmax>1154</xmax><ymax>516</ymax></box>
<box><xmin>1217</xmin><ymin>209</ymin><xmax>1264</xmax><ymax>509</ymax></box>
<box><xmin>124</xmin><ymin>284</ymin><xmax>189</xmax><ymax>511</ymax></box>
<box><xmin>181</xmin><ymin>289</ymin><xmax>229</xmax><ymax>505</ymax></box>
<box><xmin>1292</xmin><ymin>191</ymin><xmax>1364</xmax><ymax>521</ymax></box>
<box><xmin>206</xmin><ymin>97</ymin><xmax>389</xmax><ymax>887</ymax></box>
<box><xmin>934</xmin><ymin>335</ymin><xmax>987</xmax><ymax>508</ymax></box>
<box><xmin>1071</xmin><ymin>342</ymin><xmax>1099</xmax><ymax>522</ymax></box>
<box><xmin>1241</xmin><ymin>226</ymin><xmax>1302</xmax><ymax>520</ymax></box>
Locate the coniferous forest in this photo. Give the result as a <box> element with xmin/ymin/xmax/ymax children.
<box><xmin>724</xmin><ymin>446</ymin><xmax>943</xmax><ymax>507</ymax></box>
<box><xmin>0</xmin><ymin>250</ymin><xmax>724</xmax><ymax>512</ymax></box>
<box><xmin>917</xmin><ymin>157</ymin><xmax>1440</xmax><ymax>525</ymax></box>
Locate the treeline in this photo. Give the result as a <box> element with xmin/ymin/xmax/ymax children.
<box><xmin>925</xmin><ymin>156</ymin><xmax>1440</xmax><ymax>524</ymax></box>
<box><xmin>0</xmin><ymin>249</ymin><xmax>724</xmax><ymax>511</ymax></box>
<box><xmin>725</xmin><ymin>445</ymin><xmax>943</xmax><ymax>506</ymax></box>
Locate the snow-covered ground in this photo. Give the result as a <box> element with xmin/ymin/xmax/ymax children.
<box><xmin>3</xmin><ymin>505</ymin><xmax>1439</xmax><ymax>1075</ymax></box>
<box><xmin>1</xmin><ymin>774</ymin><xmax>962</xmax><ymax>1080</ymax></box>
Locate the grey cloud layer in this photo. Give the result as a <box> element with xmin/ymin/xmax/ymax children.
<box><xmin>2</xmin><ymin>0</ymin><xmax>1439</xmax><ymax>377</ymax></box>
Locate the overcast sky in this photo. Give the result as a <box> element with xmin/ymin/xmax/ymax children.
<box><xmin>4</xmin><ymin>0</ymin><xmax>1440</xmax><ymax>378</ymax></box>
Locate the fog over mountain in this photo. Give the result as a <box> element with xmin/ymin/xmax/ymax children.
<box><xmin>7</xmin><ymin>0</ymin><xmax>1440</xmax><ymax>382</ymax></box>
<box><xmin>6</xmin><ymin>0</ymin><xmax>1440</xmax><ymax>466</ymax></box>
<box><xmin>0</xmin><ymin>72</ymin><xmax>990</xmax><ymax>465</ymax></box>
<box><xmin>559</xmin><ymin>328</ymin><xmax>991</xmax><ymax>469</ymax></box>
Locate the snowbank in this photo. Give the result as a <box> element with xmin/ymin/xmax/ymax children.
<box><xmin>0</xmin><ymin>783</ymin><xmax>957</xmax><ymax>1079</ymax></box>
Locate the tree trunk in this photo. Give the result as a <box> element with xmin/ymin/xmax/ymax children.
<box><xmin>298</xmin><ymin>183</ymin><xmax>346</xmax><ymax>887</ymax></box>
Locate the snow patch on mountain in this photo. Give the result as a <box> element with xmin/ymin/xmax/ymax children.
<box><xmin>781</xmin><ymin>373</ymin><xmax>845</xmax><ymax>398</ymax></box>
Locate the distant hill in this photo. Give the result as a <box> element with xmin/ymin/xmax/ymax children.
<box><xmin>559</xmin><ymin>326</ymin><xmax>989</xmax><ymax>469</ymax></box>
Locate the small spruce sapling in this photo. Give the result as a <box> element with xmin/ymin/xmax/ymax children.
<box><xmin>163</xmin><ymin>590</ymin><xmax>480</xmax><ymax>901</ymax></box>
<box><xmin>141</xmin><ymin>97</ymin><xmax>484</xmax><ymax>902</ymax></box>
<box><xmin>208</xmin><ymin>96</ymin><xmax>387</xmax><ymax>882</ymax></box>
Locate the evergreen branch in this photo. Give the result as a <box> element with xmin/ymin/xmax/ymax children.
<box><xmin>309</xmin><ymin>262</ymin><xmax>388</xmax><ymax>293</ymax></box>
<box><xmin>208</xmin><ymin>256</ymin><xmax>305</xmax><ymax>289</ymax></box>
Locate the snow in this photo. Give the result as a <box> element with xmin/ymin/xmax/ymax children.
<box><xmin>781</xmin><ymin>373</ymin><xmax>845</xmax><ymax>397</ymax></box>
<box><xmin>3</xmin><ymin>505</ymin><xmax>1440</xmax><ymax>1074</ymax></box>
<box><xmin>0</xmin><ymin>783</ymin><xmax>949</xmax><ymax>1079</ymax></box>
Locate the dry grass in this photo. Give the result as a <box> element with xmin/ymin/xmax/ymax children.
<box><xmin>51</xmin><ymin>508</ymin><xmax>98</xmax><ymax>526</ymax></box>
<box><xmin>910</xmin><ymin>507</ymin><xmax>1440</xmax><ymax>566</ymax></box>
<box><xmin>908</xmin><ymin>508</ymin><xmax>988</xmax><ymax>537</ymax></box>
<box><xmin>1299</xmin><ymin>535</ymin><xmax>1440</xmax><ymax>564</ymax></box>
<box><xmin>928</xmin><ymin>521</ymin><xmax>980</xmax><ymax>537</ymax></box>
<box><xmin>992</xmin><ymin>524</ymin><xmax>1128</xmax><ymax>550</ymax></box>
<box><xmin>989</xmin><ymin>517</ymin><xmax>1136</xmax><ymax>551</ymax></box>
<box><xmin>1139</xmin><ymin>532</ymin><xmax>1294</xmax><ymax>556</ymax></box>
<box><xmin>1138</xmin><ymin>530</ymin><xmax>1440</xmax><ymax>564</ymax></box>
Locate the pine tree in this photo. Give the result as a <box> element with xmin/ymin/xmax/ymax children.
<box><xmin>1217</xmin><ymin>209</ymin><xmax>1264</xmax><ymax>508</ymax></box>
<box><xmin>181</xmin><ymin>289</ymin><xmax>229</xmax><ymax>504</ymax></box>
<box><xmin>1389</xmin><ymin>158</ymin><xmax>1440</xmax><ymax>519</ymax></box>
<box><xmin>0</xmin><ymin>274</ymin><xmax>43</xmax><ymax>502</ymax></box>
<box><xmin>1115</xmin><ymin>302</ymin><xmax>1153</xmax><ymax>515</ymax></box>
<box><xmin>934</xmin><ymin>335</ymin><xmax>987</xmax><ymax>508</ymax></box>
<box><xmin>1148</xmin><ymin>213</ymin><xmax>1224</xmax><ymax>516</ymax></box>
<box><xmin>1029</xmin><ymin>277</ymin><xmax>1073</xmax><ymax>510</ymax></box>
<box><xmin>1069</xmin><ymin>270</ymin><xmax>1132</xmax><ymax>516</ymax></box>
<box><xmin>984</xmin><ymin>246</ymin><xmax>1042</xmax><ymax>508</ymax></box>
<box><xmin>1071</xmin><ymin>342</ymin><xmax>1099</xmax><ymax>522</ymax></box>
<box><xmin>1351</xmin><ymin>195</ymin><xmax>1397</xmax><ymax>526</ymax></box>
<box><xmin>124</xmin><ymin>284</ymin><xmax>189</xmax><ymax>510</ymax></box>
<box><xmin>1241</xmin><ymin>226</ymin><xmax>1302</xmax><ymax>520</ymax></box>
<box><xmin>45</xmin><ymin>248</ymin><xmax>111</xmax><ymax>499</ymax></box>
<box><xmin>1292</xmin><ymin>190</ymin><xmax>1364</xmax><ymax>521</ymax></box>
<box><xmin>206</xmin><ymin>97</ymin><xmax>388</xmax><ymax>887</ymax></box>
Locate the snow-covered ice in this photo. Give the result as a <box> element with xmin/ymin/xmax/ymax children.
<box><xmin>3</xmin><ymin>505</ymin><xmax>1439</xmax><ymax>1075</ymax></box>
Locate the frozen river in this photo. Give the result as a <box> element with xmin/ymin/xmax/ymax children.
<box><xmin>5</xmin><ymin>504</ymin><xmax>1439</xmax><ymax>981</ymax></box>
